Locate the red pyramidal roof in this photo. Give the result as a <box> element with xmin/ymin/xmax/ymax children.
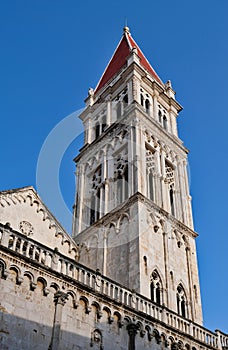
<box><xmin>95</xmin><ymin>27</ymin><xmax>163</xmax><ymax>94</ymax></box>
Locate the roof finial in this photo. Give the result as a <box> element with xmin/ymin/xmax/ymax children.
<box><xmin>123</xmin><ymin>19</ymin><xmax>130</xmax><ymax>35</ymax></box>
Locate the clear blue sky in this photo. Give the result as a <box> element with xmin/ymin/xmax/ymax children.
<box><xmin>0</xmin><ymin>0</ymin><xmax>227</xmax><ymax>333</ymax></box>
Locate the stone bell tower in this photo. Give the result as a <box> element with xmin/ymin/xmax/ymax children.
<box><xmin>72</xmin><ymin>27</ymin><xmax>203</xmax><ymax>325</ymax></box>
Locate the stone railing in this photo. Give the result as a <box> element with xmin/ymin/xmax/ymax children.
<box><xmin>0</xmin><ymin>224</ymin><xmax>227</xmax><ymax>349</ymax></box>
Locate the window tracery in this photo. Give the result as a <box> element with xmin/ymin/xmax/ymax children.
<box><xmin>158</xmin><ymin>105</ymin><xmax>168</xmax><ymax>130</ymax></box>
<box><xmin>176</xmin><ymin>284</ymin><xmax>187</xmax><ymax>318</ymax></box>
<box><xmin>94</xmin><ymin>109</ymin><xmax>107</xmax><ymax>138</ymax></box>
<box><xmin>165</xmin><ymin>161</ymin><xmax>175</xmax><ymax>216</ymax></box>
<box><xmin>140</xmin><ymin>88</ymin><xmax>151</xmax><ymax>115</ymax></box>
<box><xmin>150</xmin><ymin>270</ymin><xmax>162</xmax><ymax>305</ymax></box>
<box><xmin>115</xmin><ymin>87</ymin><xmax>128</xmax><ymax>120</ymax></box>
<box><xmin>114</xmin><ymin>150</ymin><xmax>128</xmax><ymax>205</ymax></box>
<box><xmin>146</xmin><ymin>147</ymin><xmax>156</xmax><ymax>201</ymax></box>
<box><xmin>90</xmin><ymin>166</ymin><xmax>103</xmax><ymax>224</ymax></box>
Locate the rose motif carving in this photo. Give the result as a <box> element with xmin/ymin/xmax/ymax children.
<box><xmin>19</xmin><ymin>221</ymin><xmax>34</xmax><ymax>236</ymax></box>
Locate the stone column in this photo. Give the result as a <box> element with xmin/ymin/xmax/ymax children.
<box><xmin>80</xmin><ymin>164</ymin><xmax>86</xmax><ymax>232</ymax></box>
<box><xmin>155</xmin><ymin>146</ymin><xmax>162</xmax><ymax>207</ymax></box>
<box><xmin>49</xmin><ymin>291</ymin><xmax>68</xmax><ymax>350</ymax></box>
<box><xmin>127</xmin><ymin>80</ymin><xmax>133</xmax><ymax>105</ymax></box>
<box><xmin>174</xmin><ymin>157</ymin><xmax>183</xmax><ymax>222</ymax></box>
<box><xmin>153</xmin><ymin>92</ymin><xmax>159</xmax><ymax>121</ymax></box>
<box><xmin>127</xmin><ymin>320</ymin><xmax>138</xmax><ymax>350</ymax></box>
<box><xmin>160</xmin><ymin>147</ymin><xmax>168</xmax><ymax>211</ymax></box>
<box><xmin>169</xmin><ymin>108</ymin><xmax>178</xmax><ymax>137</ymax></box>
<box><xmin>106</xmin><ymin>97</ymin><xmax>112</xmax><ymax>126</ymax></box>
<box><xmin>162</xmin><ymin>228</ymin><xmax>170</xmax><ymax>308</ymax></box>
<box><xmin>183</xmin><ymin>159</ymin><xmax>194</xmax><ymax>229</ymax></box>
<box><xmin>128</xmin><ymin>123</ymin><xmax>135</xmax><ymax>197</ymax></box>
<box><xmin>0</xmin><ymin>228</ymin><xmax>10</xmax><ymax>247</ymax></box>
<box><xmin>185</xmin><ymin>246</ymin><xmax>195</xmax><ymax>321</ymax></box>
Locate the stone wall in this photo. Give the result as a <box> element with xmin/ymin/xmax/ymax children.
<box><xmin>1</xmin><ymin>224</ymin><xmax>227</xmax><ymax>350</ymax></box>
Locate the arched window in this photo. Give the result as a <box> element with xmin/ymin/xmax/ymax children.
<box><xmin>176</xmin><ymin>284</ymin><xmax>187</xmax><ymax>318</ymax></box>
<box><xmin>146</xmin><ymin>147</ymin><xmax>155</xmax><ymax>201</ymax></box>
<box><xmin>165</xmin><ymin>162</ymin><xmax>175</xmax><ymax>216</ymax></box>
<box><xmin>140</xmin><ymin>94</ymin><xmax>144</xmax><ymax>106</ymax></box>
<box><xmin>150</xmin><ymin>270</ymin><xmax>162</xmax><ymax>305</ymax></box>
<box><xmin>145</xmin><ymin>99</ymin><xmax>150</xmax><ymax>114</ymax></box>
<box><xmin>115</xmin><ymin>154</ymin><xmax>128</xmax><ymax>204</ymax></box>
<box><xmin>90</xmin><ymin>166</ymin><xmax>102</xmax><ymax>224</ymax></box>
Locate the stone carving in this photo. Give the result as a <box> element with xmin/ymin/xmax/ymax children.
<box><xmin>90</xmin><ymin>329</ymin><xmax>103</xmax><ymax>349</ymax></box>
<box><xmin>19</xmin><ymin>221</ymin><xmax>34</xmax><ymax>236</ymax></box>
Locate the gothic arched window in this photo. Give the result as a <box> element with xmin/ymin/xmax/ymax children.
<box><xmin>90</xmin><ymin>166</ymin><xmax>102</xmax><ymax>224</ymax></box>
<box><xmin>140</xmin><ymin>93</ymin><xmax>144</xmax><ymax>106</ymax></box>
<box><xmin>176</xmin><ymin>284</ymin><xmax>187</xmax><ymax>318</ymax></box>
<box><xmin>146</xmin><ymin>147</ymin><xmax>155</xmax><ymax>201</ymax></box>
<box><xmin>115</xmin><ymin>153</ymin><xmax>128</xmax><ymax>205</ymax></box>
<box><xmin>165</xmin><ymin>162</ymin><xmax>175</xmax><ymax>216</ymax></box>
<box><xmin>150</xmin><ymin>270</ymin><xmax>162</xmax><ymax>305</ymax></box>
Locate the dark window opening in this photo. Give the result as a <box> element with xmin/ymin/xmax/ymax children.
<box><xmin>95</xmin><ymin>123</ymin><xmax>100</xmax><ymax>138</ymax></box>
<box><xmin>169</xmin><ymin>187</ymin><xmax>175</xmax><ymax>216</ymax></box>
<box><xmin>163</xmin><ymin>116</ymin><xmax>167</xmax><ymax>130</ymax></box>
<box><xmin>145</xmin><ymin>99</ymin><xmax>150</xmax><ymax>114</ymax></box>
<box><xmin>90</xmin><ymin>195</ymin><xmax>96</xmax><ymax>225</ymax></box>
<box><xmin>181</xmin><ymin>298</ymin><xmax>186</xmax><ymax>318</ymax></box>
<box><xmin>150</xmin><ymin>282</ymin><xmax>154</xmax><ymax>302</ymax></box>
<box><xmin>156</xmin><ymin>284</ymin><xmax>161</xmax><ymax>305</ymax></box>
<box><xmin>149</xmin><ymin>172</ymin><xmax>154</xmax><ymax>201</ymax></box>
<box><xmin>123</xmin><ymin>94</ymin><xmax>128</xmax><ymax>106</ymax></box>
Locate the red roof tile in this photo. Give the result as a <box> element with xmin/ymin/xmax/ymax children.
<box><xmin>94</xmin><ymin>28</ymin><xmax>163</xmax><ymax>94</ymax></box>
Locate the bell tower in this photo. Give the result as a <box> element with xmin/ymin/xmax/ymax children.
<box><xmin>72</xmin><ymin>27</ymin><xmax>203</xmax><ymax>325</ymax></box>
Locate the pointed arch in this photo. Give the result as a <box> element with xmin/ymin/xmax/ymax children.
<box><xmin>150</xmin><ymin>268</ymin><xmax>164</xmax><ymax>305</ymax></box>
<box><xmin>176</xmin><ymin>283</ymin><xmax>188</xmax><ymax>318</ymax></box>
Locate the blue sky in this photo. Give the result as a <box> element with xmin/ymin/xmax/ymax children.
<box><xmin>1</xmin><ymin>0</ymin><xmax>227</xmax><ymax>332</ymax></box>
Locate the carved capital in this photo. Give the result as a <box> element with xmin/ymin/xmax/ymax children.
<box><xmin>127</xmin><ymin>321</ymin><xmax>138</xmax><ymax>337</ymax></box>
<box><xmin>53</xmin><ymin>291</ymin><xmax>68</xmax><ymax>306</ymax></box>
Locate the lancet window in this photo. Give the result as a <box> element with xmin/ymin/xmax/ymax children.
<box><xmin>115</xmin><ymin>87</ymin><xmax>128</xmax><ymax>120</ymax></box>
<box><xmin>146</xmin><ymin>147</ymin><xmax>155</xmax><ymax>201</ymax></box>
<box><xmin>90</xmin><ymin>165</ymin><xmax>103</xmax><ymax>224</ymax></box>
<box><xmin>94</xmin><ymin>110</ymin><xmax>107</xmax><ymax>138</ymax></box>
<box><xmin>150</xmin><ymin>270</ymin><xmax>162</xmax><ymax>305</ymax></box>
<box><xmin>165</xmin><ymin>161</ymin><xmax>175</xmax><ymax>216</ymax></box>
<box><xmin>114</xmin><ymin>151</ymin><xmax>128</xmax><ymax>205</ymax></box>
<box><xmin>158</xmin><ymin>105</ymin><xmax>168</xmax><ymax>130</ymax></box>
<box><xmin>140</xmin><ymin>88</ymin><xmax>151</xmax><ymax>115</ymax></box>
<box><xmin>176</xmin><ymin>284</ymin><xmax>187</xmax><ymax>318</ymax></box>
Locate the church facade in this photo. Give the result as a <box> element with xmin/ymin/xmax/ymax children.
<box><xmin>0</xmin><ymin>27</ymin><xmax>227</xmax><ymax>350</ymax></box>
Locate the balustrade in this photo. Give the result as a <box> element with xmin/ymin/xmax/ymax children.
<box><xmin>0</xmin><ymin>225</ymin><xmax>225</xmax><ymax>348</ymax></box>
